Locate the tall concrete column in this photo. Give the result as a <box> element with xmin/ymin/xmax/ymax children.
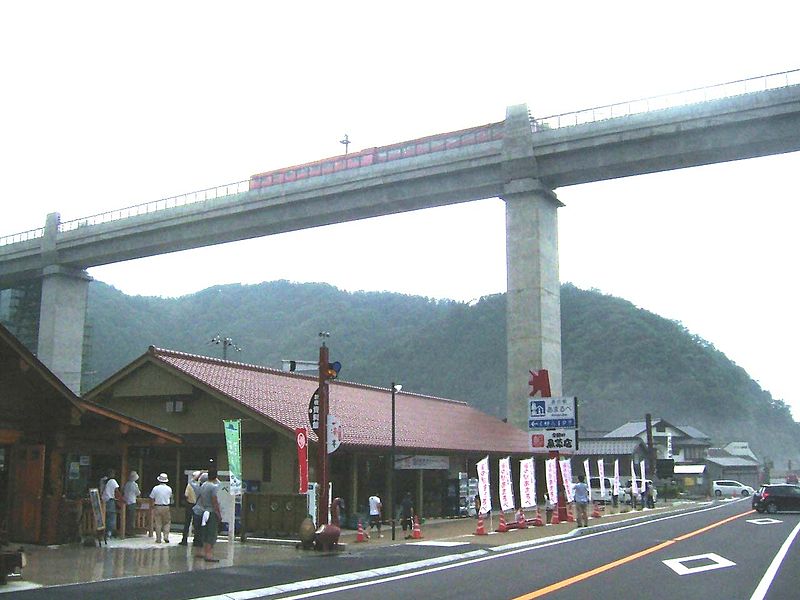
<box><xmin>502</xmin><ymin>178</ymin><xmax>563</xmax><ymax>430</ymax></box>
<box><xmin>37</xmin><ymin>264</ymin><xmax>91</xmax><ymax>393</ymax></box>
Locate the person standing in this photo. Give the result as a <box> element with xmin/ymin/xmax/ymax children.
<box><xmin>368</xmin><ymin>493</ymin><xmax>383</xmax><ymax>538</ymax></box>
<box><xmin>400</xmin><ymin>492</ymin><xmax>414</xmax><ymax>539</ymax></box>
<box><xmin>573</xmin><ymin>474</ymin><xmax>591</xmax><ymax>527</ymax></box>
<box><xmin>194</xmin><ymin>467</ymin><xmax>222</xmax><ymax>562</ymax></box>
<box><xmin>179</xmin><ymin>471</ymin><xmax>202</xmax><ymax>546</ymax></box>
<box><xmin>100</xmin><ymin>469</ymin><xmax>122</xmax><ymax>541</ymax></box>
<box><xmin>122</xmin><ymin>471</ymin><xmax>140</xmax><ymax>535</ymax></box>
<box><xmin>150</xmin><ymin>473</ymin><xmax>173</xmax><ymax>543</ymax></box>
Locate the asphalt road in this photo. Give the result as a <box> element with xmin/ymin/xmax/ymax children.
<box><xmin>270</xmin><ymin>500</ymin><xmax>800</xmax><ymax>600</ymax></box>
<box><xmin>8</xmin><ymin>500</ymin><xmax>799</xmax><ymax>600</ymax></box>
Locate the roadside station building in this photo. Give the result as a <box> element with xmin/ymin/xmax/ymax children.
<box><xmin>0</xmin><ymin>324</ymin><xmax>182</xmax><ymax>545</ymax></box>
<box><xmin>85</xmin><ymin>346</ymin><xmax>537</xmax><ymax>529</ymax></box>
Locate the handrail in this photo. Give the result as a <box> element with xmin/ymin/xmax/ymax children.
<box><xmin>0</xmin><ymin>227</ymin><xmax>45</xmax><ymax>246</ymax></box>
<box><xmin>57</xmin><ymin>180</ymin><xmax>251</xmax><ymax>233</ymax></box>
<box><xmin>532</xmin><ymin>69</ymin><xmax>800</xmax><ymax>131</ymax></box>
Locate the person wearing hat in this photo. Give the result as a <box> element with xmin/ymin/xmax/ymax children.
<box><xmin>122</xmin><ymin>471</ymin><xmax>141</xmax><ymax>535</ymax></box>
<box><xmin>180</xmin><ymin>471</ymin><xmax>202</xmax><ymax>546</ymax></box>
<box><xmin>149</xmin><ymin>473</ymin><xmax>173</xmax><ymax>543</ymax></box>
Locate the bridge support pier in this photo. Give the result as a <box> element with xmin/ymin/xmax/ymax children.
<box><xmin>503</xmin><ymin>178</ymin><xmax>563</xmax><ymax>430</ymax></box>
<box><xmin>37</xmin><ymin>265</ymin><xmax>91</xmax><ymax>394</ymax></box>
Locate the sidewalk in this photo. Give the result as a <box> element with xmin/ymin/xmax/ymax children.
<box><xmin>1</xmin><ymin>502</ymin><xmax>693</xmax><ymax>593</ymax></box>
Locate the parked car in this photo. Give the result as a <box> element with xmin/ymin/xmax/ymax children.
<box><xmin>752</xmin><ymin>484</ymin><xmax>800</xmax><ymax>513</ymax></box>
<box><xmin>588</xmin><ymin>477</ymin><xmax>615</xmax><ymax>503</ymax></box>
<box><xmin>712</xmin><ymin>480</ymin><xmax>755</xmax><ymax>497</ymax></box>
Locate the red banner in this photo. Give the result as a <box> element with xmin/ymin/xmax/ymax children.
<box><xmin>295</xmin><ymin>427</ymin><xmax>308</xmax><ymax>494</ymax></box>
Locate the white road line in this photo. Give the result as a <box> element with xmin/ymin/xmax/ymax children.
<box><xmin>749</xmin><ymin>519</ymin><xmax>800</xmax><ymax>600</ymax></box>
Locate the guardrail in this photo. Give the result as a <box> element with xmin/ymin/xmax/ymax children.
<box><xmin>532</xmin><ymin>68</ymin><xmax>800</xmax><ymax>131</ymax></box>
<box><xmin>58</xmin><ymin>180</ymin><xmax>251</xmax><ymax>233</ymax></box>
<box><xmin>0</xmin><ymin>228</ymin><xmax>45</xmax><ymax>247</ymax></box>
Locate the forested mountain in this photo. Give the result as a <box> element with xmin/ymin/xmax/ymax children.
<box><xmin>83</xmin><ymin>280</ymin><xmax>798</xmax><ymax>465</ymax></box>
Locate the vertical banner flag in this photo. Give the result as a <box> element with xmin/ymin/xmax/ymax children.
<box><xmin>598</xmin><ymin>459</ymin><xmax>606</xmax><ymax>499</ymax></box>
<box><xmin>223</xmin><ymin>419</ymin><xmax>243</xmax><ymax>495</ymax></box>
<box><xmin>613</xmin><ymin>459</ymin><xmax>620</xmax><ymax>497</ymax></box>
<box><xmin>583</xmin><ymin>459</ymin><xmax>592</xmax><ymax>498</ymax></box>
<box><xmin>631</xmin><ymin>460</ymin><xmax>639</xmax><ymax>496</ymax></box>
<box><xmin>519</xmin><ymin>458</ymin><xmax>536</xmax><ymax>509</ymax></box>
<box><xmin>545</xmin><ymin>458</ymin><xmax>559</xmax><ymax>504</ymax></box>
<box><xmin>559</xmin><ymin>459</ymin><xmax>574</xmax><ymax>503</ymax></box>
<box><xmin>640</xmin><ymin>459</ymin><xmax>647</xmax><ymax>487</ymax></box>
<box><xmin>295</xmin><ymin>427</ymin><xmax>308</xmax><ymax>494</ymax></box>
<box><xmin>476</xmin><ymin>456</ymin><xmax>492</xmax><ymax>515</ymax></box>
<box><xmin>667</xmin><ymin>434</ymin><xmax>673</xmax><ymax>459</ymax></box>
<box><xmin>499</xmin><ymin>457</ymin><xmax>515</xmax><ymax>512</ymax></box>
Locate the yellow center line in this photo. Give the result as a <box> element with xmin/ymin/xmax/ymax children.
<box><xmin>513</xmin><ymin>510</ymin><xmax>754</xmax><ymax>600</ymax></box>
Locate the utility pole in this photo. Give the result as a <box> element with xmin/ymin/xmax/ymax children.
<box><xmin>317</xmin><ymin>334</ymin><xmax>330</xmax><ymax>525</ymax></box>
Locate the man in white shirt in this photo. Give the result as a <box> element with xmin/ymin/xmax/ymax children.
<box><xmin>122</xmin><ymin>471</ymin><xmax>140</xmax><ymax>535</ymax></box>
<box><xmin>368</xmin><ymin>493</ymin><xmax>383</xmax><ymax>538</ymax></box>
<box><xmin>149</xmin><ymin>473</ymin><xmax>173</xmax><ymax>543</ymax></box>
<box><xmin>100</xmin><ymin>469</ymin><xmax>121</xmax><ymax>540</ymax></box>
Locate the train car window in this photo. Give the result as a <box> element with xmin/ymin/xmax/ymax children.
<box><xmin>387</xmin><ymin>147</ymin><xmax>402</xmax><ymax>161</ymax></box>
<box><xmin>333</xmin><ymin>159</ymin><xmax>346</xmax><ymax>171</ymax></box>
<box><xmin>309</xmin><ymin>164</ymin><xmax>321</xmax><ymax>177</ymax></box>
<box><xmin>430</xmin><ymin>138</ymin><xmax>445</xmax><ymax>152</ymax></box>
<box><xmin>347</xmin><ymin>156</ymin><xmax>361</xmax><ymax>169</ymax></box>
<box><xmin>401</xmin><ymin>144</ymin><xmax>416</xmax><ymax>157</ymax></box>
<box><xmin>273</xmin><ymin>172</ymin><xmax>285</xmax><ymax>184</ymax></box>
<box><xmin>285</xmin><ymin>170</ymin><xmax>296</xmax><ymax>182</ymax></box>
<box><xmin>445</xmin><ymin>136</ymin><xmax>461</xmax><ymax>149</ymax></box>
<box><xmin>361</xmin><ymin>153</ymin><xmax>374</xmax><ymax>166</ymax></box>
<box><xmin>416</xmin><ymin>142</ymin><xmax>429</xmax><ymax>154</ymax></box>
<box><xmin>296</xmin><ymin>167</ymin><xmax>309</xmax><ymax>179</ymax></box>
<box><xmin>321</xmin><ymin>161</ymin><xmax>334</xmax><ymax>174</ymax></box>
<box><xmin>376</xmin><ymin>150</ymin><xmax>388</xmax><ymax>162</ymax></box>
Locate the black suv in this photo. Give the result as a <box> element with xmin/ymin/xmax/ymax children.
<box><xmin>752</xmin><ymin>484</ymin><xmax>800</xmax><ymax>513</ymax></box>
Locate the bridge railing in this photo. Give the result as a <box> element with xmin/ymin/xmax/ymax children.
<box><xmin>0</xmin><ymin>227</ymin><xmax>46</xmax><ymax>247</ymax></box>
<box><xmin>57</xmin><ymin>180</ymin><xmax>251</xmax><ymax>234</ymax></box>
<box><xmin>532</xmin><ymin>68</ymin><xmax>800</xmax><ymax>131</ymax></box>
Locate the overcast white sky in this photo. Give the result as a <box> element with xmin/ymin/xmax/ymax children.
<box><xmin>1</xmin><ymin>2</ymin><xmax>798</xmax><ymax>417</ymax></box>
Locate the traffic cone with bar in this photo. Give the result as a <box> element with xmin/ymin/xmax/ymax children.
<box><xmin>412</xmin><ymin>515</ymin><xmax>422</xmax><ymax>539</ymax></box>
<box><xmin>356</xmin><ymin>520</ymin><xmax>367</xmax><ymax>542</ymax></box>
<box><xmin>532</xmin><ymin>506</ymin><xmax>543</xmax><ymax>527</ymax></box>
<box><xmin>591</xmin><ymin>502</ymin><xmax>601</xmax><ymax>519</ymax></box>
<box><xmin>475</xmin><ymin>513</ymin><xmax>487</xmax><ymax>535</ymax></box>
<box><xmin>516</xmin><ymin>508</ymin><xmax>527</xmax><ymax>529</ymax></box>
<box><xmin>567</xmin><ymin>505</ymin><xmax>575</xmax><ymax>523</ymax></box>
<box><xmin>496</xmin><ymin>512</ymin><xmax>508</xmax><ymax>532</ymax></box>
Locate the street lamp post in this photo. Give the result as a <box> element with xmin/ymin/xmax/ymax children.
<box><xmin>391</xmin><ymin>382</ymin><xmax>402</xmax><ymax>541</ymax></box>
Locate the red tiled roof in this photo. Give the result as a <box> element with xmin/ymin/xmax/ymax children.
<box><xmin>150</xmin><ymin>347</ymin><xmax>532</xmax><ymax>455</ymax></box>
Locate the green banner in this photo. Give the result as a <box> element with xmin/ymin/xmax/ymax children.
<box><xmin>223</xmin><ymin>419</ymin><xmax>242</xmax><ymax>495</ymax></box>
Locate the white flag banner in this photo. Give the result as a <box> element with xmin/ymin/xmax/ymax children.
<box><xmin>583</xmin><ymin>459</ymin><xmax>592</xmax><ymax>499</ymax></box>
<box><xmin>499</xmin><ymin>457</ymin><xmax>515</xmax><ymax>512</ymax></box>
<box><xmin>598</xmin><ymin>460</ymin><xmax>606</xmax><ymax>498</ymax></box>
<box><xmin>640</xmin><ymin>459</ymin><xmax>647</xmax><ymax>486</ymax></box>
<box><xmin>613</xmin><ymin>459</ymin><xmax>620</xmax><ymax>496</ymax></box>
<box><xmin>519</xmin><ymin>458</ymin><xmax>536</xmax><ymax>509</ymax></box>
<box><xmin>476</xmin><ymin>456</ymin><xmax>492</xmax><ymax>515</ymax></box>
<box><xmin>545</xmin><ymin>458</ymin><xmax>559</xmax><ymax>505</ymax></box>
<box><xmin>631</xmin><ymin>460</ymin><xmax>639</xmax><ymax>496</ymax></box>
<box><xmin>559</xmin><ymin>459</ymin><xmax>574</xmax><ymax>503</ymax></box>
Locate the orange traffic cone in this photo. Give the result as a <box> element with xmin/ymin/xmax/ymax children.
<box><xmin>412</xmin><ymin>515</ymin><xmax>422</xmax><ymax>539</ymax></box>
<box><xmin>475</xmin><ymin>513</ymin><xmax>487</xmax><ymax>535</ymax></box>
<box><xmin>550</xmin><ymin>509</ymin><xmax>560</xmax><ymax>525</ymax></box>
<box><xmin>532</xmin><ymin>507</ymin><xmax>543</xmax><ymax>527</ymax></box>
<box><xmin>516</xmin><ymin>509</ymin><xmax>527</xmax><ymax>529</ymax></box>
<box><xmin>591</xmin><ymin>502</ymin><xmax>601</xmax><ymax>519</ymax></box>
<box><xmin>496</xmin><ymin>512</ymin><xmax>508</xmax><ymax>533</ymax></box>
<box><xmin>356</xmin><ymin>520</ymin><xmax>367</xmax><ymax>542</ymax></box>
<box><xmin>567</xmin><ymin>505</ymin><xmax>575</xmax><ymax>523</ymax></box>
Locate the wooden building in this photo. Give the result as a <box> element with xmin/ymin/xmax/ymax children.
<box><xmin>0</xmin><ymin>324</ymin><xmax>181</xmax><ymax>544</ymax></box>
<box><xmin>85</xmin><ymin>346</ymin><xmax>536</xmax><ymax>527</ymax></box>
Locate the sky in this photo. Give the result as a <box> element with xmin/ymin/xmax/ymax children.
<box><xmin>1</xmin><ymin>2</ymin><xmax>798</xmax><ymax>416</ymax></box>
